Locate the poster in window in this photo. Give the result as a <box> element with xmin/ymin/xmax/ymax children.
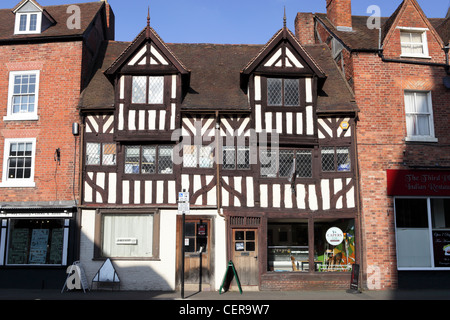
<box><xmin>433</xmin><ymin>231</ymin><xmax>450</xmax><ymax>267</ymax></box>
<box><xmin>8</xmin><ymin>229</ymin><xmax>29</xmax><ymax>264</ymax></box>
<box><xmin>49</xmin><ymin>228</ymin><xmax>64</xmax><ymax>264</ymax></box>
<box><xmin>29</xmin><ymin>229</ymin><xmax>49</xmax><ymax>264</ymax></box>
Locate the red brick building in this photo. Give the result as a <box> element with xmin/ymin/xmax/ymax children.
<box><xmin>296</xmin><ymin>0</ymin><xmax>450</xmax><ymax>289</ymax></box>
<box><xmin>0</xmin><ymin>0</ymin><xmax>113</xmax><ymax>289</ymax></box>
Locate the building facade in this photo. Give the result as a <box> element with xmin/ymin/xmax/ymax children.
<box><xmin>0</xmin><ymin>0</ymin><xmax>113</xmax><ymax>289</ymax></box>
<box><xmin>296</xmin><ymin>0</ymin><xmax>450</xmax><ymax>289</ymax></box>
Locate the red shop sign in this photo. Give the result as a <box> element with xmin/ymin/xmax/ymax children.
<box><xmin>386</xmin><ymin>170</ymin><xmax>450</xmax><ymax>196</ymax></box>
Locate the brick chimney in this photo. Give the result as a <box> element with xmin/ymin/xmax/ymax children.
<box><xmin>295</xmin><ymin>13</ymin><xmax>316</xmax><ymax>45</ymax></box>
<box><xmin>326</xmin><ymin>0</ymin><xmax>352</xmax><ymax>31</ymax></box>
<box><xmin>101</xmin><ymin>0</ymin><xmax>115</xmax><ymax>40</ymax></box>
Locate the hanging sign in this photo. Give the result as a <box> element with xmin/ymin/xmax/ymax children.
<box><xmin>326</xmin><ymin>227</ymin><xmax>344</xmax><ymax>246</ymax></box>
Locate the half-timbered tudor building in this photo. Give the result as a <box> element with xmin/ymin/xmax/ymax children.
<box><xmin>0</xmin><ymin>0</ymin><xmax>114</xmax><ymax>289</ymax></box>
<box><xmin>78</xmin><ymin>5</ymin><xmax>359</xmax><ymax>290</ymax></box>
<box><xmin>296</xmin><ymin>0</ymin><xmax>450</xmax><ymax>290</ymax></box>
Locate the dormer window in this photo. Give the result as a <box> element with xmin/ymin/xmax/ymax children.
<box><xmin>16</xmin><ymin>12</ymin><xmax>41</xmax><ymax>33</ymax></box>
<box><xmin>267</xmin><ymin>78</ymin><xmax>300</xmax><ymax>107</ymax></box>
<box><xmin>399</xmin><ymin>27</ymin><xmax>430</xmax><ymax>58</ymax></box>
<box><xmin>12</xmin><ymin>0</ymin><xmax>54</xmax><ymax>35</ymax></box>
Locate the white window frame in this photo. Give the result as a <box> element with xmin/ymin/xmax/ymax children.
<box><xmin>4</xmin><ymin>70</ymin><xmax>40</xmax><ymax>121</ymax></box>
<box><xmin>0</xmin><ymin>138</ymin><xmax>36</xmax><ymax>188</ymax></box>
<box><xmin>14</xmin><ymin>12</ymin><xmax>42</xmax><ymax>34</ymax></box>
<box><xmin>398</xmin><ymin>27</ymin><xmax>430</xmax><ymax>59</ymax></box>
<box><xmin>404</xmin><ymin>91</ymin><xmax>437</xmax><ymax>142</ymax></box>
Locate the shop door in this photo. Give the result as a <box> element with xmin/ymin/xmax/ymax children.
<box><xmin>232</xmin><ymin>229</ymin><xmax>258</xmax><ymax>286</ymax></box>
<box><xmin>176</xmin><ymin>217</ymin><xmax>211</xmax><ymax>289</ymax></box>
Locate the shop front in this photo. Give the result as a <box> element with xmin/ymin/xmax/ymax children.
<box><xmin>387</xmin><ymin>170</ymin><xmax>450</xmax><ymax>288</ymax></box>
<box><xmin>0</xmin><ymin>205</ymin><xmax>78</xmax><ymax>289</ymax></box>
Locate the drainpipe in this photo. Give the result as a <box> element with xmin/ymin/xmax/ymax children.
<box><xmin>216</xmin><ymin>110</ymin><xmax>224</xmax><ymax>218</ymax></box>
<box><xmin>444</xmin><ymin>45</ymin><xmax>449</xmax><ymax>74</ymax></box>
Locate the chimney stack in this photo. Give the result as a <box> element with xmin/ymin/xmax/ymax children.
<box><xmin>326</xmin><ymin>0</ymin><xmax>352</xmax><ymax>31</ymax></box>
<box><xmin>295</xmin><ymin>13</ymin><xmax>316</xmax><ymax>45</ymax></box>
<box><xmin>101</xmin><ymin>0</ymin><xmax>115</xmax><ymax>40</ymax></box>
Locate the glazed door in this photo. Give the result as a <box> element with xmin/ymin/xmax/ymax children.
<box><xmin>176</xmin><ymin>217</ymin><xmax>211</xmax><ymax>289</ymax></box>
<box><xmin>232</xmin><ymin>229</ymin><xmax>259</xmax><ymax>286</ymax></box>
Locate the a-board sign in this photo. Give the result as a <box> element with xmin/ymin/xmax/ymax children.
<box><xmin>62</xmin><ymin>261</ymin><xmax>89</xmax><ymax>293</ymax></box>
<box><xmin>219</xmin><ymin>261</ymin><xmax>242</xmax><ymax>295</ymax></box>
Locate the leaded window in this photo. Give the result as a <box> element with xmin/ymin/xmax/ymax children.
<box><xmin>267</xmin><ymin>78</ymin><xmax>300</xmax><ymax>106</ymax></box>
<box><xmin>131</xmin><ymin>76</ymin><xmax>164</xmax><ymax>104</ymax></box>
<box><xmin>125</xmin><ymin>145</ymin><xmax>173</xmax><ymax>174</ymax></box>
<box><xmin>260</xmin><ymin>149</ymin><xmax>312</xmax><ymax>178</ymax></box>
<box><xmin>321</xmin><ymin>147</ymin><xmax>351</xmax><ymax>172</ymax></box>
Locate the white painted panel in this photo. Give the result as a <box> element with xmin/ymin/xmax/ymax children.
<box><xmin>134</xmin><ymin>180</ymin><xmax>140</xmax><ymax>204</ymax></box>
<box><xmin>296</xmin><ymin>112</ymin><xmax>303</xmax><ymax>135</ymax></box>
<box><xmin>128</xmin><ymin>110</ymin><xmax>136</xmax><ymax>130</ymax></box>
<box><xmin>305</xmin><ymin>78</ymin><xmax>313</xmax><ymax>103</ymax></box>
<box><xmin>319</xmin><ymin>119</ymin><xmax>332</xmax><ymax>138</ymax></box>
<box><xmin>346</xmin><ymin>178</ymin><xmax>355</xmax><ymax>208</ymax></box>
<box><xmin>145</xmin><ymin>181</ymin><xmax>152</xmax><ymax>204</ymax></box>
<box><xmin>151</xmin><ymin>45</ymin><xmax>168</xmax><ymax>65</ymax></box>
<box><xmin>194</xmin><ymin>175</ymin><xmax>202</xmax><ymax>205</ymax></box>
<box><xmin>156</xmin><ymin>181</ymin><xmax>164</xmax><ymax>203</ymax></box>
<box><xmin>265</xmin><ymin>112</ymin><xmax>272</xmax><ymax>132</ymax></box>
<box><xmin>321</xmin><ymin>179</ymin><xmax>330</xmax><ymax>210</ymax></box>
<box><xmin>84</xmin><ymin>181</ymin><xmax>92</xmax><ymax>202</ymax></box>
<box><xmin>120</xmin><ymin>76</ymin><xmax>125</xmax><ymax>99</ymax></box>
<box><xmin>246</xmin><ymin>177</ymin><xmax>254</xmax><ymax>207</ymax></box>
<box><xmin>128</xmin><ymin>46</ymin><xmax>146</xmax><ymax>65</ymax></box>
<box><xmin>286</xmin><ymin>112</ymin><xmax>293</xmax><ymax>134</ymax></box>
<box><xmin>284</xmin><ymin>184</ymin><xmax>292</xmax><ymax>208</ymax></box>
<box><xmin>207</xmin><ymin>186</ymin><xmax>216</xmax><ymax>206</ymax></box>
<box><xmin>159</xmin><ymin>110</ymin><xmax>166</xmax><ymax>130</ymax></box>
<box><xmin>97</xmin><ymin>172</ymin><xmax>105</xmax><ymax>190</ymax></box>
<box><xmin>108</xmin><ymin>173</ymin><xmax>116</xmax><ymax>204</ymax></box>
<box><xmin>171</xmin><ymin>75</ymin><xmax>177</xmax><ymax>99</ymax></box>
<box><xmin>273</xmin><ymin>184</ymin><xmax>281</xmax><ymax>208</ymax></box>
<box><xmin>260</xmin><ymin>184</ymin><xmax>268</xmax><ymax>208</ymax></box>
<box><xmin>118</xmin><ymin>104</ymin><xmax>124</xmax><ymax>130</ymax></box>
<box><xmin>255</xmin><ymin>76</ymin><xmax>261</xmax><ymax>101</ymax></box>
<box><xmin>264</xmin><ymin>48</ymin><xmax>282</xmax><ymax>67</ymax></box>
<box><xmin>306</xmin><ymin>106</ymin><xmax>313</xmax><ymax>135</ymax></box>
<box><xmin>170</xmin><ymin>103</ymin><xmax>176</xmax><ymax>130</ymax></box>
<box><xmin>286</xmin><ymin>48</ymin><xmax>304</xmax><ymax>68</ymax></box>
<box><xmin>181</xmin><ymin>174</ymin><xmax>189</xmax><ymax>191</ymax></box>
<box><xmin>222</xmin><ymin>187</ymin><xmax>229</xmax><ymax>207</ymax></box>
<box><xmin>256</xmin><ymin>104</ymin><xmax>262</xmax><ymax>133</ymax></box>
<box><xmin>296</xmin><ymin>184</ymin><xmax>306</xmax><ymax>209</ymax></box>
<box><xmin>139</xmin><ymin>110</ymin><xmax>145</xmax><ymax>130</ymax></box>
<box><xmin>308</xmin><ymin>184</ymin><xmax>318</xmax><ymax>211</ymax></box>
<box><xmin>122</xmin><ymin>180</ymin><xmax>130</xmax><ymax>204</ymax></box>
<box><xmin>276</xmin><ymin>112</ymin><xmax>282</xmax><ymax>134</ymax></box>
<box><xmin>104</xmin><ymin>115</ymin><xmax>114</xmax><ymax>134</ymax></box>
<box><xmin>168</xmin><ymin>181</ymin><xmax>176</xmax><ymax>204</ymax></box>
<box><xmin>148</xmin><ymin>110</ymin><xmax>156</xmax><ymax>130</ymax></box>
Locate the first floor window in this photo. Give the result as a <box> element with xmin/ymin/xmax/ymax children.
<box><xmin>395</xmin><ymin>198</ymin><xmax>450</xmax><ymax>269</ymax></box>
<box><xmin>222</xmin><ymin>146</ymin><xmax>250</xmax><ymax>170</ymax></box>
<box><xmin>7</xmin><ymin>219</ymin><xmax>68</xmax><ymax>265</ymax></box>
<box><xmin>404</xmin><ymin>91</ymin><xmax>435</xmax><ymax>140</ymax></box>
<box><xmin>183</xmin><ymin>145</ymin><xmax>214</xmax><ymax>168</ymax></box>
<box><xmin>1</xmin><ymin>138</ymin><xmax>36</xmax><ymax>187</ymax></box>
<box><xmin>321</xmin><ymin>146</ymin><xmax>351</xmax><ymax>172</ymax></box>
<box><xmin>125</xmin><ymin>145</ymin><xmax>173</xmax><ymax>174</ymax></box>
<box><xmin>100</xmin><ymin>213</ymin><xmax>158</xmax><ymax>259</ymax></box>
<box><xmin>86</xmin><ymin>142</ymin><xmax>116</xmax><ymax>166</ymax></box>
<box><xmin>260</xmin><ymin>149</ymin><xmax>312</xmax><ymax>178</ymax></box>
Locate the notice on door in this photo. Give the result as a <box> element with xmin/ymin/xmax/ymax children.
<box><xmin>433</xmin><ymin>231</ymin><xmax>450</xmax><ymax>267</ymax></box>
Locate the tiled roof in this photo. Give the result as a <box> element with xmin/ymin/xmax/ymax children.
<box><xmin>0</xmin><ymin>2</ymin><xmax>104</xmax><ymax>42</ymax></box>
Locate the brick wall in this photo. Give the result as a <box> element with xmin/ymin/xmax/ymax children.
<box><xmin>0</xmin><ymin>41</ymin><xmax>83</xmax><ymax>204</ymax></box>
<box><xmin>326</xmin><ymin>0</ymin><xmax>352</xmax><ymax>29</ymax></box>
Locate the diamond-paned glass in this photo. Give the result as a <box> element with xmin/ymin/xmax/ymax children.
<box><xmin>336</xmin><ymin>147</ymin><xmax>351</xmax><ymax>172</ymax></box>
<box><xmin>237</xmin><ymin>146</ymin><xmax>250</xmax><ymax>170</ymax></box>
<box><xmin>199</xmin><ymin>146</ymin><xmax>213</xmax><ymax>168</ymax></box>
<box><xmin>158</xmin><ymin>146</ymin><xmax>173</xmax><ymax>174</ymax></box>
<box><xmin>222</xmin><ymin>146</ymin><xmax>236</xmax><ymax>170</ymax></box>
<box><xmin>183</xmin><ymin>145</ymin><xmax>197</xmax><ymax>168</ymax></box>
<box><xmin>148</xmin><ymin>76</ymin><xmax>164</xmax><ymax>104</ymax></box>
<box><xmin>321</xmin><ymin>147</ymin><xmax>335</xmax><ymax>172</ymax></box>
<box><xmin>8</xmin><ymin>142</ymin><xmax>33</xmax><ymax>179</ymax></box>
<box><xmin>279</xmin><ymin>150</ymin><xmax>294</xmax><ymax>177</ymax></box>
<box><xmin>86</xmin><ymin>143</ymin><xmax>101</xmax><ymax>165</ymax></box>
<box><xmin>260</xmin><ymin>150</ymin><xmax>277</xmax><ymax>178</ymax></box>
<box><xmin>142</xmin><ymin>146</ymin><xmax>156</xmax><ymax>174</ymax></box>
<box><xmin>132</xmin><ymin>76</ymin><xmax>146</xmax><ymax>104</ymax></box>
<box><xmin>125</xmin><ymin>146</ymin><xmax>141</xmax><ymax>174</ymax></box>
<box><xmin>12</xmin><ymin>74</ymin><xmax>36</xmax><ymax>114</ymax></box>
<box><xmin>267</xmin><ymin>78</ymin><xmax>282</xmax><ymax>106</ymax></box>
<box><xmin>284</xmin><ymin>79</ymin><xmax>300</xmax><ymax>106</ymax></box>
<box><xmin>102</xmin><ymin>143</ymin><xmax>116</xmax><ymax>166</ymax></box>
<box><xmin>296</xmin><ymin>150</ymin><xmax>312</xmax><ymax>178</ymax></box>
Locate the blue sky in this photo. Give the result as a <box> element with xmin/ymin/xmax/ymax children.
<box><xmin>4</xmin><ymin>0</ymin><xmax>448</xmax><ymax>43</ymax></box>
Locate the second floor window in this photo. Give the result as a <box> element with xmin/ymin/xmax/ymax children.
<box><xmin>125</xmin><ymin>145</ymin><xmax>173</xmax><ymax>174</ymax></box>
<box><xmin>400</xmin><ymin>30</ymin><xmax>429</xmax><ymax>58</ymax></box>
<box><xmin>404</xmin><ymin>91</ymin><xmax>435</xmax><ymax>141</ymax></box>
<box><xmin>6</xmin><ymin>71</ymin><xmax>40</xmax><ymax>121</ymax></box>
<box><xmin>267</xmin><ymin>78</ymin><xmax>300</xmax><ymax>106</ymax></box>
<box><xmin>132</xmin><ymin>76</ymin><xmax>164</xmax><ymax>104</ymax></box>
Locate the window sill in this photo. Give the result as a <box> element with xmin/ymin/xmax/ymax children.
<box><xmin>400</xmin><ymin>54</ymin><xmax>432</xmax><ymax>59</ymax></box>
<box><xmin>405</xmin><ymin>136</ymin><xmax>438</xmax><ymax>143</ymax></box>
<box><xmin>0</xmin><ymin>181</ymin><xmax>36</xmax><ymax>188</ymax></box>
<box><xmin>3</xmin><ymin>115</ymin><xmax>39</xmax><ymax>121</ymax></box>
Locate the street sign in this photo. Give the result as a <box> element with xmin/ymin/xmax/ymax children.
<box><xmin>178</xmin><ymin>191</ymin><xmax>190</xmax><ymax>214</ymax></box>
<box><xmin>178</xmin><ymin>192</ymin><xmax>189</xmax><ymax>203</ymax></box>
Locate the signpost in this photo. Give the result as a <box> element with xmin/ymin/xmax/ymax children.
<box><xmin>178</xmin><ymin>190</ymin><xmax>189</xmax><ymax>299</ymax></box>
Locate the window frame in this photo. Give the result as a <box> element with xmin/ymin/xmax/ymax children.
<box><xmin>4</xmin><ymin>70</ymin><xmax>40</xmax><ymax>121</ymax></box>
<box><xmin>404</xmin><ymin>90</ymin><xmax>437</xmax><ymax>142</ymax></box>
<box><xmin>124</xmin><ymin>145</ymin><xmax>174</xmax><ymax>176</ymax></box>
<box><xmin>222</xmin><ymin>145</ymin><xmax>251</xmax><ymax>171</ymax></box>
<box><xmin>85</xmin><ymin>142</ymin><xmax>117</xmax><ymax>166</ymax></box>
<box><xmin>14</xmin><ymin>12</ymin><xmax>42</xmax><ymax>35</ymax></box>
<box><xmin>398</xmin><ymin>27</ymin><xmax>430</xmax><ymax>59</ymax></box>
<box><xmin>320</xmin><ymin>146</ymin><xmax>352</xmax><ymax>173</ymax></box>
<box><xmin>260</xmin><ymin>148</ymin><xmax>313</xmax><ymax>179</ymax></box>
<box><xmin>266</xmin><ymin>77</ymin><xmax>301</xmax><ymax>108</ymax></box>
<box><xmin>131</xmin><ymin>75</ymin><xmax>165</xmax><ymax>106</ymax></box>
<box><xmin>0</xmin><ymin>138</ymin><xmax>36</xmax><ymax>188</ymax></box>
<box><xmin>94</xmin><ymin>210</ymin><xmax>161</xmax><ymax>260</ymax></box>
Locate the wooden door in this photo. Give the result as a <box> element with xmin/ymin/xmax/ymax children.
<box><xmin>232</xmin><ymin>229</ymin><xmax>259</xmax><ymax>286</ymax></box>
<box><xmin>176</xmin><ymin>217</ymin><xmax>211</xmax><ymax>289</ymax></box>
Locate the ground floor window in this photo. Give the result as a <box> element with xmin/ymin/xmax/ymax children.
<box><xmin>6</xmin><ymin>219</ymin><xmax>68</xmax><ymax>265</ymax></box>
<box><xmin>96</xmin><ymin>211</ymin><xmax>160</xmax><ymax>260</ymax></box>
<box><xmin>395</xmin><ymin>198</ymin><xmax>450</xmax><ymax>269</ymax></box>
<box><xmin>267</xmin><ymin>218</ymin><xmax>355</xmax><ymax>272</ymax></box>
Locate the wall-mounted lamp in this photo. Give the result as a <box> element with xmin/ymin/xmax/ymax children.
<box><xmin>72</xmin><ymin>123</ymin><xmax>80</xmax><ymax>136</ymax></box>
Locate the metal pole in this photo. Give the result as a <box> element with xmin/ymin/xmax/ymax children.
<box><xmin>181</xmin><ymin>211</ymin><xmax>185</xmax><ymax>299</ymax></box>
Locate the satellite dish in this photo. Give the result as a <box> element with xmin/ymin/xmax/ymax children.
<box><xmin>444</xmin><ymin>76</ymin><xmax>450</xmax><ymax>89</ymax></box>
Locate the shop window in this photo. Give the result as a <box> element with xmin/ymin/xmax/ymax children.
<box><xmin>314</xmin><ymin>219</ymin><xmax>356</xmax><ymax>272</ymax></box>
<box><xmin>100</xmin><ymin>213</ymin><xmax>158</xmax><ymax>259</ymax></box>
<box><xmin>395</xmin><ymin>198</ymin><xmax>450</xmax><ymax>269</ymax></box>
<box><xmin>124</xmin><ymin>145</ymin><xmax>173</xmax><ymax>174</ymax></box>
<box><xmin>6</xmin><ymin>219</ymin><xmax>67</xmax><ymax>265</ymax></box>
